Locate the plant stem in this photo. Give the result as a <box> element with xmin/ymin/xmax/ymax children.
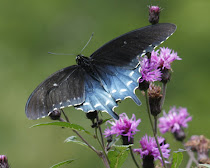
<box><xmin>61</xmin><ymin>110</ymin><xmax>100</xmax><ymax>155</ymax></box>
<box><xmin>129</xmin><ymin>146</ymin><xmax>140</xmax><ymax>168</ymax></box>
<box><xmin>145</xmin><ymin>90</ymin><xmax>167</xmax><ymax>168</ymax></box>
<box><xmin>96</xmin><ymin>113</ymin><xmax>105</xmax><ymax>149</ymax></box>
<box><xmin>154</xmin><ymin>115</ymin><xmax>157</xmax><ymax>135</ymax></box>
<box><xmin>160</xmin><ymin>83</ymin><xmax>167</xmax><ymax>110</ymax></box>
<box><xmin>95</xmin><ymin>127</ymin><xmax>110</xmax><ymax>166</ymax></box>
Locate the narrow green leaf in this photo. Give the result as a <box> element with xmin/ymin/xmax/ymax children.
<box><xmin>50</xmin><ymin>159</ymin><xmax>74</xmax><ymax>168</ymax></box>
<box><xmin>102</xmin><ymin>118</ymin><xmax>112</xmax><ymax>125</ymax></box>
<box><xmin>31</xmin><ymin>122</ymin><xmax>91</xmax><ymax>135</ymax></box>
<box><xmin>171</xmin><ymin>152</ymin><xmax>183</xmax><ymax>168</ymax></box>
<box><xmin>199</xmin><ymin>164</ymin><xmax>210</xmax><ymax>168</ymax></box>
<box><xmin>65</xmin><ymin>136</ymin><xmax>91</xmax><ymax>150</ymax></box>
<box><xmin>108</xmin><ymin>145</ymin><xmax>130</xmax><ymax>168</ymax></box>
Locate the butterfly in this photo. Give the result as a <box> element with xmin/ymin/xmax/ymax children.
<box><xmin>25</xmin><ymin>23</ymin><xmax>176</xmax><ymax>120</ymax></box>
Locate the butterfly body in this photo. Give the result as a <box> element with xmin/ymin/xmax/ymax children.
<box><xmin>25</xmin><ymin>23</ymin><xmax>176</xmax><ymax>120</ymax></box>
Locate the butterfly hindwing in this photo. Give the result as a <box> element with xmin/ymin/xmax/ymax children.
<box><xmin>25</xmin><ymin>65</ymin><xmax>85</xmax><ymax>119</ymax></box>
<box><xmin>76</xmin><ymin>71</ymin><xmax>119</xmax><ymax>119</ymax></box>
<box><xmin>95</xmin><ymin>64</ymin><xmax>141</xmax><ymax>105</ymax></box>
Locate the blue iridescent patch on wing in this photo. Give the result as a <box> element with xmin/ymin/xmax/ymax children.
<box><xmin>76</xmin><ymin>64</ymin><xmax>141</xmax><ymax>119</ymax></box>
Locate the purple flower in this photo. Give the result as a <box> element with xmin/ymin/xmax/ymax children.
<box><xmin>158</xmin><ymin>47</ymin><xmax>181</xmax><ymax>70</ymax></box>
<box><xmin>133</xmin><ymin>135</ymin><xmax>170</xmax><ymax>163</ymax></box>
<box><xmin>104</xmin><ymin>113</ymin><xmax>141</xmax><ymax>142</ymax></box>
<box><xmin>139</xmin><ymin>51</ymin><xmax>162</xmax><ymax>83</ymax></box>
<box><xmin>158</xmin><ymin>106</ymin><xmax>192</xmax><ymax>134</ymax></box>
<box><xmin>0</xmin><ymin>155</ymin><xmax>9</xmax><ymax>168</ymax></box>
<box><xmin>139</xmin><ymin>48</ymin><xmax>181</xmax><ymax>83</ymax></box>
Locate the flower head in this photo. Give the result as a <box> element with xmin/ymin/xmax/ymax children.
<box><xmin>185</xmin><ymin>135</ymin><xmax>210</xmax><ymax>163</ymax></box>
<box><xmin>139</xmin><ymin>51</ymin><xmax>162</xmax><ymax>83</ymax></box>
<box><xmin>139</xmin><ymin>48</ymin><xmax>181</xmax><ymax>84</ymax></box>
<box><xmin>0</xmin><ymin>155</ymin><xmax>10</xmax><ymax>168</ymax></box>
<box><xmin>104</xmin><ymin>113</ymin><xmax>141</xmax><ymax>143</ymax></box>
<box><xmin>158</xmin><ymin>107</ymin><xmax>192</xmax><ymax>134</ymax></box>
<box><xmin>134</xmin><ymin>135</ymin><xmax>170</xmax><ymax>164</ymax></box>
<box><xmin>158</xmin><ymin>47</ymin><xmax>181</xmax><ymax>70</ymax></box>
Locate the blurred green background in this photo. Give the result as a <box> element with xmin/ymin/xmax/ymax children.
<box><xmin>0</xmin><ymin>0</ymin><xmax>209</xmax><ymax>167</ymax></box>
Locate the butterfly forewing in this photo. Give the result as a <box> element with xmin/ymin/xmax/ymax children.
<box><xmin>25</xmin><ymin>65</ymin><xmax>85</xmax><ymax>119</ymax></box>
<box><xmin>91</xmin><ymin>23</ymin><xmax>176</xmax><ymax>68</ymax></box>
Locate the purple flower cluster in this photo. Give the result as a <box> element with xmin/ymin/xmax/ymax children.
<box><xmin>158</xmin><ymin>106</ymin><xmax>192</xmax><ymax>134</ymax></box>
<box><xmin>104</xmin><ymin>113</ymin><xmax>141</xmax><ymax>141</ymax></box>
<box><xmin>134</xmin><ymin>135</ymin><xmax>170</xmax><ymax>163</ymax></box>
<box><xmin>139</xmin><ymin>47</ymin><xmax>181</xmax><ymax>83</ymax></box>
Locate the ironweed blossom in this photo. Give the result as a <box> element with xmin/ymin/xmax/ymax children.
<box><xmin>104</xmin><ymin>113</ymin><xmax>141</xmax><ymax>144</ymax></box>
<box><xmin>133</xmin><ymin>135</ymin><xmax>170</xmax><ymax>164</ymax></box>
<box><xmin>139</xmin><ymin>48</ymin><xmax>181</xmax><ymax>84</ymax></box>
<box><xmin>0</xmin><ymin>155</ymin><xmax>9</xmax><ymax>168</ymax></box>
<box><xmin>158</xmin><ymin>107</ymin><xmax>192</xmax><ymax>135</ymax></box>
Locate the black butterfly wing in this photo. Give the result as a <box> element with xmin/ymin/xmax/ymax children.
<box><xmin>25</xmin><ymin>65</ymin><xmax>85</xmax><ymax>120</ymax></box>
<box><xmin>90</xmin><ymin>23</ymin><xmax>176</xmax><ymax>68</ymax></box>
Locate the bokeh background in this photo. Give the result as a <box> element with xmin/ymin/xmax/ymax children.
<box><xmin>0</xmin><ymin>0</ymin><xmax>209</xmax><ymax>167</ymax></box>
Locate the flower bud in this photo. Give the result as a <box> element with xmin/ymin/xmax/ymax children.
<box><xmin>143</xmin><ymin>155</ymin><xmax>155</xmax><ymax>168</ymax></box>
<box><xmin>121</xmin><ymin>136</ymin><xmax>134</xmax><ymax>145</ymax></box>
<box><xmin>148</xmin><ymin>84</ymin><xmax>162</xmax><ymax>116</ymax></box>
<box><xmin>173</xmin><ymin>129</ymin><xmax>186</xmax><ymax>141</ymax></box>
<box><xmin>149</xmin><ymin>6</ymin><xmax>160</xmax><ymax>25</ymax></box>
<box><xmin>49</xmin><ymin>110</ymin><xmax>61</xmax><ymax>120</ymax></box>
<box><xmin>139</xmin><ymin>80</ymin><xmax>150</xmax><ymax>91</ymax></box>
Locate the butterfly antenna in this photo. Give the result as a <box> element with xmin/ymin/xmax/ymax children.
<box><xmin>79</xmin><ymin>32</ymin><xmax>94</xmax><ymax>54</ymax></box>
<box><xmin>48</xmin><ymin>52</ymin><xmax>75</xmax><ymax>56</ymax></box>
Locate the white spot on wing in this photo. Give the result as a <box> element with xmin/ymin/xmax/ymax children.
<box><xmin>120</xmin><ymin>89</ymin><xmax>127</xmax><ymax>92</ymax></box>
<box><xmin>111</xmin><ymin>89</ymin><xmax>117</xmax><ymax>93</ymax></box>
<box><xmin>83</xmin><ymin>102</ymin><xmax>90</xmax><ymax>106</ymax></box>
<box><xmin>53</xmin><ymin>83</ymin><xmax>58</xmax><ymax>87</ymax></box>
<box><xmin>129</xmin><ymin>71</ymin><xmax>134</xmax><ymax>77</ymax></box>
<box><xmin>105</xmin><ymin>100</ymin><xmax>110</xmax><ymax>105</ymax></box>
<box><xmin>94</xmin><ymin>104</ymin><xmax>101</xmax><ymax>108</ymax></box>
<box><xmin>127</xmin><ymin>81</ymin><xmax>133</xmax><ymax>86</ymax></box>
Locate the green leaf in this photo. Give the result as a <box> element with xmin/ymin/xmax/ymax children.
<box><xmin>31</xmin><ymin>122</ymin><xmax>91</xmax><ymax>135</ymax></box>
<box><xmin>101</xmin><ymin>118</ymin><xmax>112</xmax><ymax>125</ymax></box>
<box><xmin>50</xmin><ymin>159</ymin><xmax>74</xmax><ymax>168</ymax></box>
<box><xmin>171</xmin><ymin>152</ymin><xmax>183</xmax><ymax>168</ymax></box>
<box><xmin>64</xmin><ymin>136</ymin><xmax>91</xmax><ymax>150</ymax></box>
<box><xmin>108</xmin><ymin>145</ymin><xmax>130</xmax><ymax>168</ymax></box>
<box><xmin>199</xmin><ymin>164</ymin><xmax>210</xmax><ymax>168</ymax></box>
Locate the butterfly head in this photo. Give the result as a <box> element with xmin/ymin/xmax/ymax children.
<box><xmin>76</xmin><ymin>54</ymin><xmax>91</xmax><ymax>67</ymax></box>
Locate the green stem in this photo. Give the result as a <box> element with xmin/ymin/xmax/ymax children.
<box><xmin>145</xmin><ymin>90</ymin><xmax>167</xmax><ymax>168</ymax></box>
<box><xmin>160</xmin><ymin>83</ymin><xmax>167</xmax><ymax>110</ymax></box>
<box><xmin>96</xmin><ymin>113</ymin><xmax>105</xmax><ymax>149</ymax></box>
<box><xmin>129</xmin><ymin>146</ymin><xmax>140</xmax><ymax>168</ymax></box>
<box><xmin>95</xmin><ymin>127</ymin><xmax>110</xmax><ymax>166</ymax></box>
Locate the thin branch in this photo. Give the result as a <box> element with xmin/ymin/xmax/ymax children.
<box><xmin>129</xmin><ymin>146</ymin><xmax>140</xmax><ymax>168</ymax></box>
